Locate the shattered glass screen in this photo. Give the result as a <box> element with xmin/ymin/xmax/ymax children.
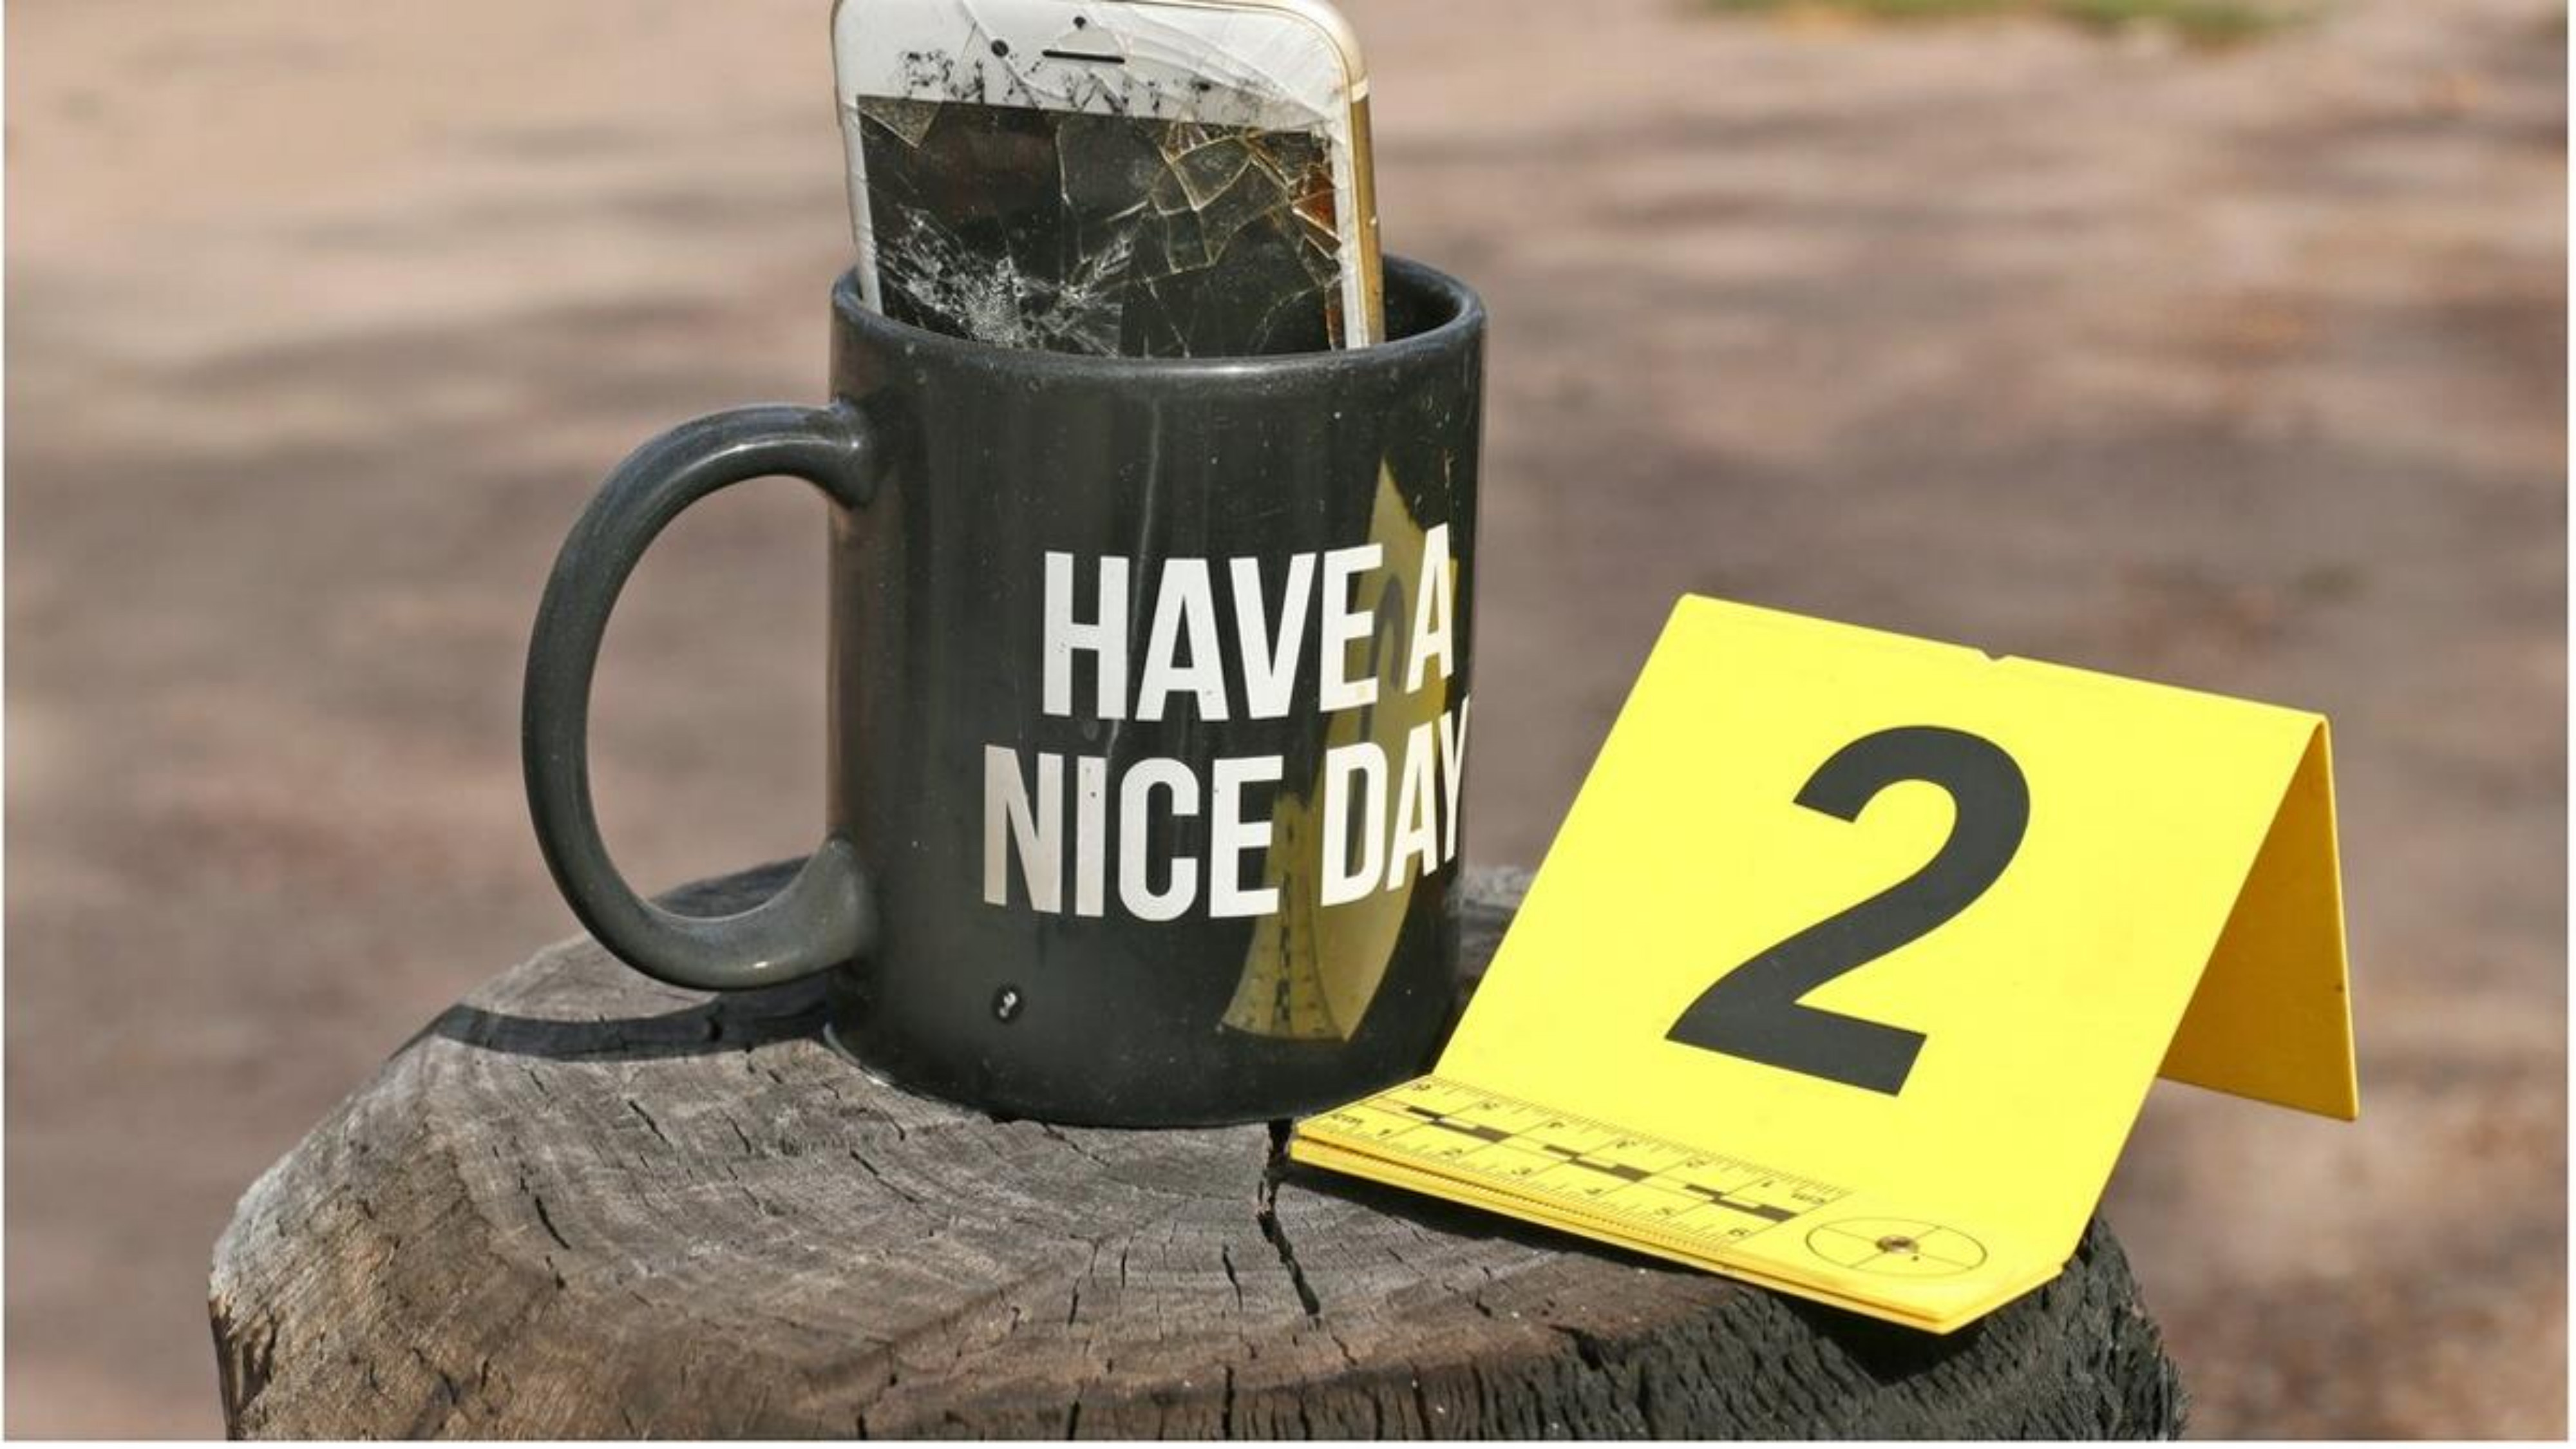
<box><xmin>858</xmin><ymin>97</ymin><xmax>1346</xmax><ymax>358</ymax></box>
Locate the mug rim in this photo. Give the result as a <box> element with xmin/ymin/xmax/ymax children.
<box><xmin>829</xmin><ymin>254</ymin><xmax>1483</xmax><ymax>381</ymax></box>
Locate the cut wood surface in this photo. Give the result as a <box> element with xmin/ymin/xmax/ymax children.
<box><xmin>210</xmin><ymin>862</ymin><xmax>2184</xmax><ymax>1437</ymax></box>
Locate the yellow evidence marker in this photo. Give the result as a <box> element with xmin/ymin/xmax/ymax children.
<box><xmin>1292</xmin><ymin>595</ymin><xmax>2356</xmax><ymax>1332</ymax></box>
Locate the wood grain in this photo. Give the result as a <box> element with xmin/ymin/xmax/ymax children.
<box><xmin>211</xmin><ymin>862</ymin><xmax>2183</xmax><ymax>1437</ymax></box>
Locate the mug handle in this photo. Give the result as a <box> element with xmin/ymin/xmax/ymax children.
<box><xmin>523</xmin><ymin>402</ymin><xmax>878</xmax><ymax>990</ymax></box>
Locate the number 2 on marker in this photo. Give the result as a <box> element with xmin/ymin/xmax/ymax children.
<box><xmin>1666</xmin><ymin>726</ymin><xmax>2031</xmax><ymax>1095</ymax></box>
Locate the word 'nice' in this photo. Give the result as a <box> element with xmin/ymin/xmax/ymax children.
<box><xmin>985</xmin><ymin>533</ymin><xmax>1468</xmax><ymax>922</ymax></box>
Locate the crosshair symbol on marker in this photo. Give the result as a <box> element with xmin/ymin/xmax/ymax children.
<box><xmin>1803</xmin><ymin>1218</ymin><xmax>1987</xmax><ymax>1278</ymax></box>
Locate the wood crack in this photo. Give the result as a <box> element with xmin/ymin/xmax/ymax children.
<box><xmin>1255</xmin><ymin>1120</ymin><xmax>1323</xmax><ymax>1319</ymax></box>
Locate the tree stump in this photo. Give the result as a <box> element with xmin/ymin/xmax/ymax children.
<box><xmin>211</xmin><ymin>862</ymin><xmax>2184</xmax><ymax>1438</ymax></box>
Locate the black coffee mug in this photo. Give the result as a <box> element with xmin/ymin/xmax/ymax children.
<box><xmin>525</xmin><ymin>258</ymin><xmax>1483</xmax><ymax>1126</ymax></box>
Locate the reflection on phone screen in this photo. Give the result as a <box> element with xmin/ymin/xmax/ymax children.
<box><xmin>859</xmin><ymin>98</ymin><xmax>1345</xmax><ymax>357</ymax></box>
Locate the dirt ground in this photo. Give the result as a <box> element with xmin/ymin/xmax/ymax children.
<box><xmin>6</xmin><ymin>0</ymin><xmax>2565</xmax><ymax>1435</ymax></box>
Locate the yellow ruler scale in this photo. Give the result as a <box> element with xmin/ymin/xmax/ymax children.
<box><xmin>1292</xmin><ymin>595</ymin><xmax>2356</xmax><ymax>1333</ymax></box>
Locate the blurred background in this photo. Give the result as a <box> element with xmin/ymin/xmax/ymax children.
<box><xmin>6</xmin><ymin>0</ymin><xmax>2564</xmax><ymax>1435</ymax></box>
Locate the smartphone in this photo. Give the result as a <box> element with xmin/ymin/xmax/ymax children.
<box><xmin>831</xmin><ymin>0</ymin><xmax>1381</xmax><ymax>357</ymax></box>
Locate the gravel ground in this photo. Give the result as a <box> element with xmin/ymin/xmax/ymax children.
<box><xmin>7</xmin><ymin>0</ymin><xmax>2564</xmax><ymax>1434</ymax></box>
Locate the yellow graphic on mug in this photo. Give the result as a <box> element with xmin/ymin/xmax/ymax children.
<box><xmin>1228</xmin><ymin>462</ymin><xmax>1466</xmax><ymax>1039</ymax></box>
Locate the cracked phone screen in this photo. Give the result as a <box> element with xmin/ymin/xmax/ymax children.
<box><xmin>858</xmin><ymin>96</ymin><xmax>1346</xmax><ymax>357</ymax></box>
